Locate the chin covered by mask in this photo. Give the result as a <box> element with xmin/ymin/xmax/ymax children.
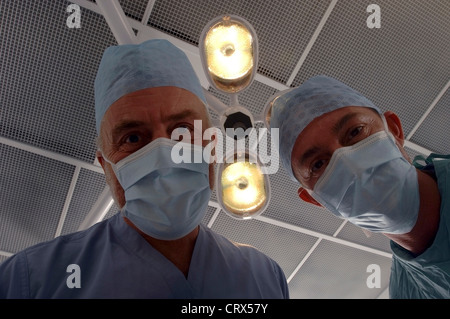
<box><xmin>104</xmin><ymin>138</ymin><xmax>212</xmax><ymax>240</ymax></box>
<box><xmin>310</xmin><ymin>127</ymin><xmax>420</xmax><ymax>235</ymax></box>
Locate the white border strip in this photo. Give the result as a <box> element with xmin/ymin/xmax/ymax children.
<box><xmin>0</xmin><ymin>136</ymin><xmax>104</xmax><ymax>174</ymax></box>
<box><xmin>207</xmin><ymin>206</ymin><xmax>222</xmax><ymax>228</ymax></box>
<box><xmin>0</xmin><ymin>250</ymin><xmax>14</xmax><ymax>258</ymax></box>
<box><xmin>141</xmin><ymin>0</ymin><xmax>156</xmax><ymax>25</ymax></box>
<box><xmin>69</xmin><ymin>0</ymin><xmax>98</xmax><ymax>13</ymax></box>
<box><xmin>96</xmin><ymin>0</ymin><xmax>137</xmax><ymax>45</ymax></box>
<box><xmin>54</xmin><ymin>166</ymin><xmax>81</xmax><ymax>237</ymax></box>
<box><xmin>407</xmin><ymin>79</ymin><xmax>450</xmax><ymax>140</ymax></box>
<box><xmin>287</xmin><ymin>238</ymin><xmax>322</xmax><ymax>282</ymax></box>
<box><xmin>78</xmin><ymin>186</ymin><xmax>114</xmax><ymax>231</ymax></box>
<box><xmin>404</xmin><ymin>140</ymin><xmax>432</xmax><ymax>156</ymax></box>
<box><xmin>255</xmin><ymin>215</ymin><xmax>392</xmax><ymax>258</ymax></box>
<box><xmin>286</xmin><ymin>0</ymin><xmax>338</xmax><ymax>86</ymax></box>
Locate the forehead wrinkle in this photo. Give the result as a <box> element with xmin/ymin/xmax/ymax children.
<box><xmin>299</xmin><ymin>146</ymin><xmax>321</xmax><ymax>167</ymax></box>
<box><xmin>107</xmin><ymin>88</ymin><xmax>209</xmax><ymax>137</ymax></box>
<box><xmin>162</xmin><ymin>109</ymin><xmax>201</xmax><ymax>123</ymax></box>
<box><xmin>157</xmin><ymin>88</ymin><xmax>208</xmax><ymax>123</ymax></box>
<box><xmin>109</xmin><ymin>120</ymin><xmax>147</xmax><ymax>143</ymax></box>
<box><xmin>331</xmin><ymin>111</ymin><xmax>360</xmax><ymax>135</ymax></box>
<box><xmin>112</xmin><ymin>119</ymin><xmax>146</xmax><ymax>134</ymax></box>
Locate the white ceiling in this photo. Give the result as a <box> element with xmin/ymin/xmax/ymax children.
<box><xmin>1</xmin><ymin>0</ymin><xmax>449</xmax><ymax>299</ymax></box>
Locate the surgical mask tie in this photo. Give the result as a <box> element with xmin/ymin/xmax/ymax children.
<box><xmin>311</xmin><ymin>128</ymin><xmax>420</xmax><ymax>234</ymax></box>
<box><xmin>104</xmin><ymin>138</ymin><xmax>211</xmax><ymax>240</ymax></box>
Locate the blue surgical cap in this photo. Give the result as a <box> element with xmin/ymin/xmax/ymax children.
<box><xmin>270</xmin><ymin>75</ymin><xmax>381</xmax><ymax>182</ymax></box>
<box><xmin>94</xmin><ymin>39</ymin><xmax>207</xmax><ymax>134</ymax></box>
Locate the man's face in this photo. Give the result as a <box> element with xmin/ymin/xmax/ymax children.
<box><xmin>96</xmin><ymin>86</ymin><xmax>214</xmax><ymax>208</ymax></box>
<box><xmin>291</xmin><ymin>106</ymin><xmax>388</xmax><ymax>190</ymax></box>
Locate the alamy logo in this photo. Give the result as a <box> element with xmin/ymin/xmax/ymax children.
<box><xmin>367</xmin><ymin>4</ymin><xmax>381</xmax><ymax>29</ymax></box>
<box><xmin>66</xmin><ymin>264</ymin><xmax>81</xmax><ymax>288</ymax></box>
<box><xmin>170</xmin><ymin>121</ymin><xmax>280</xmax><ymax>175</ymax></box>
<box><xmin>366</xmin><ymin>264</ymin><xmax>381</xmax><ymax>288</ymax></box>
<box><xmin>66</xmin><ymin>4</ymin><xmax>81</xmax><ymax>29</ymax></box>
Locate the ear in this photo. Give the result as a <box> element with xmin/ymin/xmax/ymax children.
<box><xmin>383</xmin><ymin>111</ymin><xmax>404</xmax><ymax>145</ymax></box>
<box><xmin>298</xmin><ymin>187</ymin><xmax>322</xmax><ymax>207</ymax></box>
<box><xmin>96</xmin><ymin>150</ymin><xmax>107</xmax><ymax>171</ymax></box>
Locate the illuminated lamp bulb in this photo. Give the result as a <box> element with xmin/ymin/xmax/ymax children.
<box><xmin>217</xmin><ymin>151</ymin><xmax>270</xmax><ymax>220</ymax></box>
<box><xmin>200</xmin><ymin>15</ymin><xmax>258</xmax><ymax>94</ymax></box>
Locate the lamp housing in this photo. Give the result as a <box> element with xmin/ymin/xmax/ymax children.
<box><xmin>199</xmin><ymin>14</ymin><xmax>258</xmax><ymax>95</ymax></box>
<box><xmin>220</xmin><ymin>105</ymin><xmax>255</xmax><ymax>140</ymax></box>
<box><xmin>263</xmin><ymin>87</ymin><xmax>295</xmax><ymax>129</ymax></box>
<box><xmin>216</xmin><ymin>150</ymin><xmax>271</xmax><ymax>220</ymax></box>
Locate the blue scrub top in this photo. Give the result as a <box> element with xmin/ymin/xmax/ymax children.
<box><xmin>389</xmin><ymin>155</ymin><xmax>450</xmax><ymax>298</ymax></box>
<box><xmin>0</xmin><ymin>213</ymin><xmax>289</xmax><ymax>299</ymax></box>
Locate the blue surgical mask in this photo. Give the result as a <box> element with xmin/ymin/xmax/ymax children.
<box><xmin>311</xmin><ymin>130</ymin><xmax>420</xmax><ymax>234</ymax></box>
<box><xmin>104</xmin><ymin>138</ymin><xmax>211</xmax><ymax>240</ymax></box>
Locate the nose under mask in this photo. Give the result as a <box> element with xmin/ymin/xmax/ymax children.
<box><xmin>103</xmin><ymin>138</ymin><xmax>212</xmax><ymax>240</ymax></box>
<box><xmin>310</xmin><ymin>122</ymin><xmax>420</xmax><ymax>234</ymax></box>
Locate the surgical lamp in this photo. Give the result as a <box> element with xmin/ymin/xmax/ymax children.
<box><xmin>199</xmin><ymin>14</ymin><xmax>258</xmax><ymax>139</ymax></box>
<box><xmin>216</xmin><ymin>150</ymin><xmax>271</xmax><ymax>220</ymax></box>
<box><xmin>199</xmin><ymin>15</ymin><xmax>270</xmax><ymax>220</ymax></box>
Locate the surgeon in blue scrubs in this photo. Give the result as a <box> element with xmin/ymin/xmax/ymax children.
<box><xmin>267</xmin><ymin>74</ymin><xmax>450</xmax><ymax>299</ymax></box>
<box><xmin>0</xmin><ymin>39</ymin><xmax>290</xmax><ymax>299</ymax></box>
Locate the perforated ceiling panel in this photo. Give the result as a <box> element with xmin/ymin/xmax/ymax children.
<box><xmin>0</xmin><ymin>0</ymin><xmax>448</xmax><ymax>300</ymax></box>
<box><xmin>0</xmin><ymin>0</ymin><xmax>117</xmax><ymax>162</ymax></box>
<box><xmin>412</xmin><ymin>89</ymin><xmax>450</xmax><ymax>155</ymax></box>
<box><xmin>290</xmin><ymin>0</ymin><xmax>450</xmax><ymax>139</ymax></box>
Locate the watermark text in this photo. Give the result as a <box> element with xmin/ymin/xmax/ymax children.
<box><xmin>170</xmin><ymin>120</ymin><xmax>280</xmax><ymax>175</ymax></box>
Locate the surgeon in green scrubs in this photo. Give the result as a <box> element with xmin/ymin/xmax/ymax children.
<box><xmin>267</xmin><ymin>74</ymin><xmax>450</xmax><ymax>298</ymax></box>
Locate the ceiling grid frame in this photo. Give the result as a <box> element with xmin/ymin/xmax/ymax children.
<box><xmin>54</xmin><ymin>165</ymin><xmax>81</xmax><ymax>238</ymax></box>
<box><xmin>285</xmin><ymin>0</ymin><xmax>338</xmax><ymax>86</ymax></box>
<box><xmin>406</xmin><ymin>80</ymin><xmax>450</xmax><ymax>140</ymax></box>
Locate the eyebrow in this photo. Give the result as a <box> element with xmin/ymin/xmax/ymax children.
<box><xmin>298</xmin><ymin>112</ymin><xmax>359</xmax><ymax>166</ymax></box>
<box><xmin>331</xmin><ymin>112</ymin><xmax>360</xmax><ymax>135</ymax></box>
<box><xmin>110</xmin><ymin>109</ymin><xmax>203</xmax><ymax>140</ymax></box>
<box><xmin>162</xmin><ymin>109</ymin><xmax>200</xmax><ymax>123</ymax></box>
<box><xmin>299</xmin><ymin>146</ymin><xmax>321</xmax><ymax>167</ymax></box>
<box><xmin>111</xmin><ymin>120</ymin><xmax>147</xmax><ymax>142</ymax></box>
<box><xmin>296</xmin><ymin>111</ymin><xmax>372</xmax><ymax>170</ymax></box>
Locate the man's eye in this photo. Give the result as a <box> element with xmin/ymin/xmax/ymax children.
<box><xmin>171</xmin><ymin>125</ymin><xmax>193</xmax><ymax>141</ymax></box>
<box><xmin>173</xmin><ymin>126</ymin><xmax>190</xmax><ymax>134</ymax></box>
<box><xmin>311</xmin><ymin>159</ymin><xmax>326</xmax><ymax>173</ymax></box>
<box><xmin>125</xmin><ymin>134</ymin><xmax>140</xmax><ymax>143</ymax></box>
<box><xmin>348</xmin><ymin>126</ymin><xmax>363</xmax><ymax>140</ymax></box>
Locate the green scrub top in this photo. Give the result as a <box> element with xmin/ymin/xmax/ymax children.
<box><xmin>389</xmin><ymin>154</ymin><xmax>450</xmax><ymax>298</ymax></box>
